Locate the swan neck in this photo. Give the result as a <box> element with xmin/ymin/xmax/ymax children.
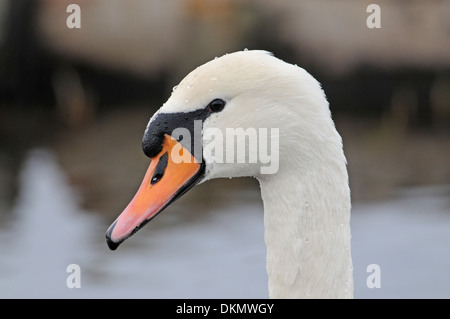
<box><xmin>258</xmin><ymin>156</ymin><xmax>353</xmax><ymax>298</ymax></box>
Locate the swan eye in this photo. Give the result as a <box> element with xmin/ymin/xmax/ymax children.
<box><xmin>208</xmin><ymin>99</ymin><xmax>226</xmax><ymax>112</ymax></box>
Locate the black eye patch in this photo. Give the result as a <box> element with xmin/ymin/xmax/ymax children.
<box><xmin>142</xmin><ymin>98</ymin><xmax>227</xmax><ymax>161</ymax></box>
<box><xmin>151</xmin><ymin>152</ymin><xmax>169</xmax><ymax>185</ymax></box>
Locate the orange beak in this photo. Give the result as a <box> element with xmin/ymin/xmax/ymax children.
<box><xmin>106</xmin><ymin>134</ymin><xmax>203</xmax><ymax>250</ymax></box>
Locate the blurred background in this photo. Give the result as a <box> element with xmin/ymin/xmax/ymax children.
<box><xmin>0</xmin><ymin>0</ymin><xmax>449</xmax><ymax>298</ymax></box>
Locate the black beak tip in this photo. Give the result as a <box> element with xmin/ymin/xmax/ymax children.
<box><xmin>105</xmin><ymin>221</ymin><xmax>121</xmax><ymax>251</ymax></box>
<box><xmin>106</xmin><ymin>235</ymin><xmax>120</xmax><ymax>251</ymax></box>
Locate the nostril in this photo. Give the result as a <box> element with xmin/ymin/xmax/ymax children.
<box><xmin>150</xmin><ymin>152</ymin><xmax>169</xmax><ymax>185</ymax></box>
<box><xmin>151</xmin><ymin>173</ymin><xmax>163</xmax><ymax>184</ymax></box>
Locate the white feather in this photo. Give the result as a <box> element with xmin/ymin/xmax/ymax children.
<box><xmin>151</xmin><ymin>50</ymin><xmax>353</xmax><ymax>298</ymax></box>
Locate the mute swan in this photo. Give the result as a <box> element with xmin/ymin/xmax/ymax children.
<box><xmin>106</xmin><ymin>50</ymin><xmax>353</xmax><ymax>298</ymax></box>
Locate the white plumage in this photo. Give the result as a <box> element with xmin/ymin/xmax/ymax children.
<box><xmin>151</xmin><ymin>50</ymin><xmax>353</xmax><ymax>298</ymax></box>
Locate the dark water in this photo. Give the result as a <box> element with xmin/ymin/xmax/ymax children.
<box><xmin>0</xmin><ymin>148</ymin><xmax>449</xmax><ymax>298</ymax></box>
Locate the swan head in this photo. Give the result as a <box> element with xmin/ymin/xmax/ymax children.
<box><xmin>106</xmin><ymin>50</ymin><xmax>336</xmax><ymax>250</ymax></box>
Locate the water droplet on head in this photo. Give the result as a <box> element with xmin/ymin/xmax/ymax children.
<box><xmin>172</xmin><ymin>85</ymin><xmax>178</xmax><ymax>92</ymax></box>
<box><xmin>244</xmin><ymin>48</ymin><xmax>248</xmax><ymax>51</ymax></box>
<box><xmin>210</xmin><ymin>77</ymin><xmax>217</xmax><ymax>81</ymax></box>
<box><xmin>187</xmin><ymin>84</ymin><xmax>191</xmax><ymax>89</ymax></box>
